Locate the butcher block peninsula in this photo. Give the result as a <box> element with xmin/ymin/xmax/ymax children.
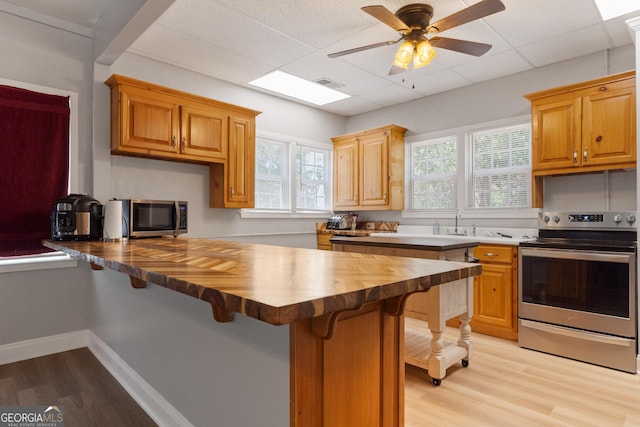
<box><xmin>43</xmin><ymin>237</ymin><xmax>481</xmax><ymax>426</ymax></box>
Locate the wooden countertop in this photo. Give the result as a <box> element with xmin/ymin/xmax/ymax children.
<box><xmin>329</xmin><ymin>235</ymin><xmax>479</xmax><ymax>251</ymax></box>
<box><xmin>43</xmin><ymin>238</ymin><xmax>481</xmax><ymax>327</ymax></box>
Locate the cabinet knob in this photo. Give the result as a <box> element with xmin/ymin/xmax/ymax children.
<box><xmin>595</xmin><ymin>135</ymin><xmax>602</xmax><ymax>142</ymax></box>
<box><xmin>573</xmin><ymin>149</ymin><xmax>578</xmax><ymax>163</ymax></box>
<box><xmin>230</xmin><ymin>187</ymin><xmax>234</xmax><ymax>197</ymax></box>
<box><xmin>172</xmin><ymin>136</ymin><xmax>177</xmax><ymax>147</ymax></box>
<box><xmin>484</xmin><ymin>253</ymin><xmax>498</xmax><ymax>257</ymax></box>
<box><xmin>182</xmin><ymin>137</ymin><xmax>187</xmax><ymax>150</ymax></box>
<box><xmin>599</xmin><ymin>86</ymin><xmax>607</xmax><ymax>91</ymax></box>
<box><xmin>583</xmin><ymin>146</ymin><xmax>588</xmax><ymax>161</ymax></box>
<box><xmin>383</xmin><ymin>192</ymin><xmax>387</xmax><ymax>202</ymax></box>
<box><xmin>354</xmin><ymin>194</ymin><xmax>358</xmax><ymax>202</ymax></box>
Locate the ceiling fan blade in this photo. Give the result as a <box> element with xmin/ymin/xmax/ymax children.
<box><xmin>362</xmin><ymin>5</ymin><xmax>410</xmax><ymax>33</ymax></box>
<box><xmin>328</xmin><ymin>38</ymin><xmax>402</xmax><ymax>58</ymax></box>
<box><xmin>429</xmin><ymin>37</ymin><xmax>492</xmax><ymax>57</ymax></box>
<box><xmin>427</xmin><ymin>0</ymin><xmax>505</xmax><ymax>34</ymax></box>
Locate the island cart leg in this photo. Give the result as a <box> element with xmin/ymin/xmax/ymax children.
<box><xmin>290</xmin><ymin>300</ymin><xmax>404</xmax><ymax>427</ymax></box>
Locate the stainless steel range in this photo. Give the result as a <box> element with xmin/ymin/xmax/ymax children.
<box><xmin>518</xmin><ymin>211</ymin><xmax>637</xmax><ymax>373</ymax></box>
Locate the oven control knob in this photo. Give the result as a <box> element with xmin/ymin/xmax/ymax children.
<box><xmin>543</xmin><ymin>215</ymin><xmax>550</xmax><ymax>223</ymax></box>
<box><xmin>552</xmin><ymin>215</ymin><xmax>560</xmax><ymax>223</ymax></box>
<box><xmin>613</xmin><ymin>215</ymin><xmax>623</xmax><ymax>224</ymax></box>
<box><xmin>627</xmin><ymin>215</ymin><xmax>636</xmax><ymax>224</ymax></box>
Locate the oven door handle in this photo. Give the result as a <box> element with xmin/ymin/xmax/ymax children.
<box><xmin>519</xmin><ymin>248</ymin><xmax>634</xmax><ymax>264</ymax></box>
<box><xmin>520</xmin><ymin>320</ymin><xmax>634</xmax><ymax>347</ymax></box>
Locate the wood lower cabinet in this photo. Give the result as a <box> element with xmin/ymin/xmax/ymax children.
<box><xmin>317</xmin><ymin>232</ymin><xmax>334</xmax><ymax>250</ymax></box>
<box><xmin>332</xmin><ymin>125</ymin><xmax>406</xmax><ymax>211</ymax></box>
<box><xmin>471</xmin><ymin>244</ymin><xmax>517</xmax><ymax>340</ymax></box>
<box><xmin>525</xmin><ymin>71</ymin><xmax>636</xmax><ymax>207</ymax></box>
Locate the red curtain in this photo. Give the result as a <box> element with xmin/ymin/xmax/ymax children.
<box><xmin>0</xmin><ymin>85</ymin><xmax>70</xmax><ymax>256</ymax></box>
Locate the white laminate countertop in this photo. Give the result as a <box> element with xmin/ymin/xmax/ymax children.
<box><xmin>370</xmin><ymin>225</ymin><xmax>538</xmax><ymax>245</ymax></box>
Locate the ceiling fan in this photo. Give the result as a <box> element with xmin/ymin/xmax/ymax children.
<box><xmin>328</xmin><ymin>0</ymin><xmax>505</xmax><ymax>75</ymax></box>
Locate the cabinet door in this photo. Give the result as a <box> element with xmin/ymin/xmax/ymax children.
<box><xmin>226</xmin><ymin>114</ymin><xmax>255</xmax><ymax>208</ymax></box>
<box><xmin>359</xmin><ymin>133</ymin><xmax>389</xmax><ymax>208</ymax></box>
<box><xmin>180</xmin><ymin>103</ymin><xmax>227</xmax><ymax>161</ymax></box>
<box><xmin>333</xmin><ymin>139</ymin><xmax>359</xmax><ymax>209</ymax></box>
<box><xmin>119</xmin><ymin>87</ymin><xmax>180</xmax><ymax>155</ymax></box>
<box><xmin>531</xmin><ymin>95</ymin><xmax>581</xmax><ymax>171</ymax></box>
<box><xmin>582</xmin><ymin>83</ymin><xmax>636</xmax><ymax>167</ymax></box>
<box><xmin>471</xmin><ymin>263</ymin><xmax>514</xmax><ymax>335</ymax></box>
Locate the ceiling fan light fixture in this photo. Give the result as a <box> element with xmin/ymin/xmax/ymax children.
<box><xmin>392</xmin><ymin>40</ymin><xmax>414</xmax><ymax>69</ymax></box>
<box><xmin>413</xmin><ymin>40</ymin><xmax>436</xmax><ymax>69</ymax></box>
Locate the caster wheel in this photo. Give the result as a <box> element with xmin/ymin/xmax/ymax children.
<box><xmin>432</xmin><ymin>378</ymin><xmax>442</xmax><ymax>386</ymax></box>
<box><xmin>462</xmin><ymin>359</ymin><xmax>469</xmax><ymax>368</ymax></box>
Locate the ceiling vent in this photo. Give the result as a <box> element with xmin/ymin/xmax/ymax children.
<box><xmin>313</xmin><ymin>77</ymin><xmax>344</xmax><ymax>90</ymax></box>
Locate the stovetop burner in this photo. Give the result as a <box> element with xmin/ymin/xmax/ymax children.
<box><xmin>522</xmin><ymin>211</ymin><xmax>638</xmax><ymax>252</ymax></box>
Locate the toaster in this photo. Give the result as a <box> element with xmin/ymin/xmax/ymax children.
<box><xmin>326</xmin><ymin>213</ymin><xmax>355</xmax><ymax>230</ymax></box>
<box><xmin>51</xmin><ymin>194</ymin><xmax>103</xmax><ymax>241</ymax></box>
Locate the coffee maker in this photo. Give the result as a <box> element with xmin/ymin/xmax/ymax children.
<box><xmin>51</xmin><ymin>194</ymin><xmax>103</xmax><ymax>241</ymax></box>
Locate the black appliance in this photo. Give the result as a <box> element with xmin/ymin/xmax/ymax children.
<box><xmin>121</xmin><ymin>199</ymin><xmax>187</xmax><ymax>238</ymax></box>
<box><xmin>51</xmin><ymin>194</ymin><xmax>103</xmax><ymax>241</ymax></box>
<box><xmin>518</xmin><ymin>211</ymin><xmax>637</xmax><ymax>373</ymax></box>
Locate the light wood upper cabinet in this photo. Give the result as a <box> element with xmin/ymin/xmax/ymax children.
<box><xmin>106</xmin><ymin>74</ymin><xmax>259</xmax><ymax>166</ymax></box>
<box><xmin>210</xmin><ymin>114</ymin><xmax>255</xmax><ymax>208</ymax></box>
<box><xmin>180</xmin><ymin>102</ymin><xmax>227</xmax><ymax>161</ymax></box>
<box><xmin>106</xmin><ymin>75</ymin><xmax>260</xmax><ymax>209</ymax></box>
<box><xmin>525</xmin><ymin>71</ymin><xmax>636</xmax><ymax>207</ymax></box>
<box><xmin>332</xmin><ymin>124</ymin><xmax>407</xmax><ymax>211</ymax></box>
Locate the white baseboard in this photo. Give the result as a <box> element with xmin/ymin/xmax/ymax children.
<box><xmin>0</xmin><ymin>330</ymin><xmax>194</xmax><ymax>427</ymax></box>
<box><xmin>0</xmin><ymin>330</ymin><xmax>88</xmax><ymax>365</ymax></box>
<box><xmin>87</xmin><ymin>332</ymin><xmax>194</xmax><ymax>427</ymax></box>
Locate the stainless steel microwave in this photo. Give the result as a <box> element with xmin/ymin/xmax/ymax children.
<box><xmin>121</xmin><ymin>199</ymin><xmax>187</xmax><ymax>238</ymax></box>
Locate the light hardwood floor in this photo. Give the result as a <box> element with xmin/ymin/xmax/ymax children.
<box><xmin>405</xmin><ymin>317</ymin><xmax>640</xmax><ymax>427</ymax></box>
<box><xmin>1</xmin><ymin>323</ymin><xmax>639</xmax><ymax>427</ymax></box>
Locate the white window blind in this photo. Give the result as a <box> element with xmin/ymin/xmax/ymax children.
<box><xmin>410</xmin><ymin>136</ymin><xmax>457</xmax><ymax>210</ymax></box>
<box><xmin>255</xmin><ymin>138</ymin><xmax>289</xmax><ymax>209</ymax></box>
<box><xmin>471</xmin><ymin>124</ymin><xmax>531</xmax><ymax>209</ymax></box>
<box><xmin>296</xmin><ymin>145</ymin><xmax>329</xmax><ymax>211</ymax></box>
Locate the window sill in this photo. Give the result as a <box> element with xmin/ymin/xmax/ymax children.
<box><xmin>240</xmin><ymin>209</ymin><xmax>331</xmax><ymax>219</ymax></box>
<box><xmin>0</xmin><ymin>252</ymin><xmax>77</xmax><ymax>273</ymax></box>
<box><xmin>401</xmin><ymin>208</ymin><xmax>539</xmax><ymax>220</ymax></box>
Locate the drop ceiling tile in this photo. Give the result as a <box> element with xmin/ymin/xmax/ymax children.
<box><xmin>129</xmin><ymin>25</ymin><xmax>272</xmax><ymax>84</ymax></box>
<box><xmin>153</xmin><ymin>0</ymin><xmax>315</xmax><ymax>68</ymax></box>
<box><xmin>281</xmin><ymin>52</ymin><xmax>391</xmax><ymax>96</ymax></box>
<box><xmin>492</xmin><ymin>0</ymin><xmax>602</xmax><ymax>47</ymax></box>
<box><xmin>359</xmin><ymin>83</ymin><xmax>425</xmax><ymax>107</ymax></box>
<box><xmin>410</xmin><ymin>70</ymin><xmax>473</xmax><ymax>97</ymax></box>
<box><xmin>321</xmin><ymin>96</ymin><xmax>384</xmax><ymax>116</ymax></box>
<box><xmin>452</xmin><ymin>49</ymin><xmax>533</xmax><ymax>82</ymax></box>
<box><xmin>517</xmin><ymin>24</ymin><xmax>612</xmax><ymax>67</ymax></box>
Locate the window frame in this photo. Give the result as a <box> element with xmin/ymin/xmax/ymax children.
<box><xmin>403</xmin><ymin>115</ymin><xmax>538</xmax><ymax>220</ymax></box>
<box><xmin>0</xmin><ymin>78</ymin><xmax>79</xmax><ymax>272</ymax></box>
<box><xmin>242</xmin><ymin>130</ymin><xmax>332</xmax><ymax>219</ymax></box>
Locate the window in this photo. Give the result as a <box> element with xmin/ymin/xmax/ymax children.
<box><xmin>406</xmin><ymin>117</ymin><xmax>532</xmax><ymax>217</ymax></box>
<box><xmin>255</xmin><ymin>138</ymin><xmax>289</xmax><ymax>209</ymax></box>
<box><xmin>470</xmin><ymin>124</ymin><xmax>531</xmax><ymax>209</ymax></box>
<box><xmin>410</xmin><ymin>136</ymin><xmax>457</xmax><ymax>209</ymax></box>
<box><xmin>296</xmin><ymin>145</ymin><xmax>329</xmax><ymax>210</ymax></box>
<box><xmin>252</xmin><ymin>131</ymin><xmax>331</xmax><ymax>215</ymax></box>
<box><xmin>0</xmin><ymin>78</ymin><xmax>78</xmax><ymax>271</ymax></box>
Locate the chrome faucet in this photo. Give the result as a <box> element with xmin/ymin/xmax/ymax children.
<box><xmin>455</xmin><ymin>208</ymin><xmax>460</xmax><ymax>234</ymax></box>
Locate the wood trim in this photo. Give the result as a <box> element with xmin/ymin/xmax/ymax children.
<box><xmin>290</xmin><ymin>301</ymin><xmax>404</xmax><ymax>427</ymax></box>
